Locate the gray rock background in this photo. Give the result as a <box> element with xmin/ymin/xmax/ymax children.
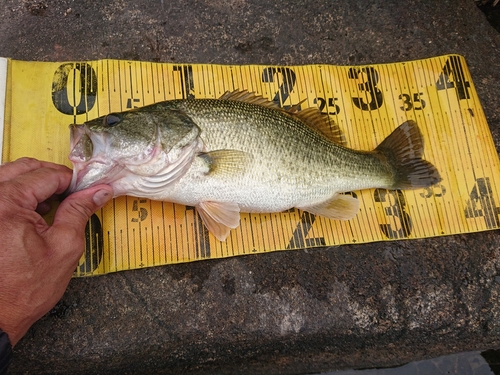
<box><xmin>0</xmin><ymin>0</ymin><xmax>499</xmax><ymax>373</ymax></box>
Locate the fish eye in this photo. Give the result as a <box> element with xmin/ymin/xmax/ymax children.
<box><xmin>104</xmin><ymin>114</ymin><xmax>122</xmax><ymax>127</ymax></box>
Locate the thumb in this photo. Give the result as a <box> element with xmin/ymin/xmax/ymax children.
<box><xmin>44</xmin><ymin>185</ymin><xmax>114</xmax><ymax>271</ymax></box>
<box><xmin>52</xmin><ymin>185</ymin><xmax>114</xmax><ymax>234</ymax></box>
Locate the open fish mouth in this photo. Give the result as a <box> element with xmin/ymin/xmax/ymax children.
<box><xmin>68</xmin><ymin>124</ymin><xmax>121</xmax><ymax>193</ymax></box>
<box><xmin>68</xmin><ymin>124</ymin><xmax>91</xmax><ymax>192</ymax></box>
<box><xmin>69</xmin><ymin>161</ymin><xmax>123</xmax><ymax>193</ymax></box>
<box><xmin>69</xmin><ymin>124</ymin><xmax>93</xmax><ymax>163</ymax></box>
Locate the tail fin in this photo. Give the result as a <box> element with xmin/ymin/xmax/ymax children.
<box><xmin>375</xmin><ymin>121</ymin><xmax>441</xmax><ymax>189</ymax></box>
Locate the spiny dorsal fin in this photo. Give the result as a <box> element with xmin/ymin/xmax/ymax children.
<box><xmin>285</xmin><ymin>98</ymin><xmax>307</xmax><ymax>113</ymax></box>
<box><xmin>220</xmin><ymin>90</ymin><xmax>346</xmax><ymax>146</ymax></box>
<box><xmin>219</xmin><ymin>90</ymin><xmax>281</xmax><ymax>110</ymax></box>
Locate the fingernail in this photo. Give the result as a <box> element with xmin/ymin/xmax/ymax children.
<box><xmin>93</xmin><ymin>189</ymin><xmax>112</xmax><ymax>206</ymax></box>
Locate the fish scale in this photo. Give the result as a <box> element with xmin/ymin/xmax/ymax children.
<box><xmin>69</xmin><ymin>90</ymin><xmax>440</xmax><ymax>241</ymax></box>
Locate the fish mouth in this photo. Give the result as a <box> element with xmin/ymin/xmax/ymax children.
<box><xmin>68</xmin><ymin>124</ymin><xmax>121</xmax><ymax>193</ymax></box>
<box><xmin>69</xmin><ymin>124</ymin><xmax>92</xmax><ymax>163</ymax></box>
<box><xmin>68</xmin><ymin>124</ymin><xmax>90</xmax><ymax>193</ymax></box>
<box><xmin>68</xmin><ymin>161</ymin><xmax>122</xmax><ymax>193</ymax></box>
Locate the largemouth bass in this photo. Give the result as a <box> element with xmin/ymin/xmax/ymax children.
<box><xmin>68</xmin><ymin>90</ymin><xmax>441</xmax><ymax>241</ymax></box>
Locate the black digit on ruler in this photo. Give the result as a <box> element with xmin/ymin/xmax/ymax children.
<box><xmin>420</xmin><ymin>184</ymin><xmax>446</xmax><ymax>199</ymax></box>
<box><xmin>436</xmin><ymin>56</ymin><xmax>471</xmax><ymax>100</ymax></box>
<box><xmin>348</xmin><ymin>67</ymin><xmax>383</xmax><ymax>111</ymax></box>
<box><xmin>78</xmin><ymin>214</ymin><xmax>104</xmax><ymax>274</ymax></box>
<box><xmin>464</xmin><ymin>177</ymin><xmax>500</xmax><ymax>229</ymax></box>
<box><xmin>314</xmin><ymin>97</ymin><xmax>341</xmax><ymax>115</ymax></box>
<box><xmin>131</xmin><ymin>199</ymin><xmax>149</xmax><ymax>222</ymax></box>
<box><xmin>286</xmin><ymin>210</ymin><xmax>325</xmax><ymax>250</ymax></box>
<box><xmin>399</xmin><ymin>92</ymin><xmax>426</xmax><ymax>111</ymax></box>
<box><xmin>374</xmin><ymin>189</ymin><xmax>412</xmax><ymax>238</ymax></box>
<box><xmin>173</xmin><ymin>65</ymin><xmax>195</xmax><ymax>99</ymax></box>
<box><xmin>126</xmin><ymin>98</ymin><xmax>141</xmax><ymax>109</ymax></box>
<box><xmin>52</xmin><ymin>63</ymin><xmax>97</xmax><ymax>116</ymax></box>
<box><xmin>186</xmin><ymin>206</ymin><xmax>211</xmax><ymax>258</ymax></box>
<box><xmin>262</xmin><ymin>67</ymin><xmax>296</xmax><ymax>107</ymax></box>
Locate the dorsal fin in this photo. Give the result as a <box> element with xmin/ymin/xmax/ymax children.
<box><xmin>292</xmin><ymin>107</ymin><xmax>347</xmax><ymax>146</ymax></box>
<box><xmin>219</xmin><ymin>90</ymin><xmax>281</xmax><ymax>110</ymax></box>
<box><xmin>219</xmin><ymin>90</ymin><xmax>346</xmax><ymax>145</ymax></box>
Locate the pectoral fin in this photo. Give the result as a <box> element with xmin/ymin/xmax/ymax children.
<box><xmin>300</xmin><ymin>194</ymin><xmax>360</xmax><ymax>220</ymax></box>
<box><xmin>198</xmin><ymin>149</ymin><xmax>252</xmax><ymax>177</ymax></box>
<box><xmin>196</xmin><ymin>201</ymin><xmax>241</xmax><ymax>241</ymax></box>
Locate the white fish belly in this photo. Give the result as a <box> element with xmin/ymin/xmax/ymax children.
<box><xmin>153</xmin><ymin>156</ymin><xmax>340</xmax><ymax>213</ymax></box>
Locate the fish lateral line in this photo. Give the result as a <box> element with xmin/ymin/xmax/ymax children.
<box><xmin>67</xmin><ymin>91</ymin><xmax>441</xmax><ymax>242</ymax></box>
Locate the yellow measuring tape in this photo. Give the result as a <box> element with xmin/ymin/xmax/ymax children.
<box><xmin>1</xmin><ymin>55</ymin><xmax>498</xmax><ymax>277</ymax></box>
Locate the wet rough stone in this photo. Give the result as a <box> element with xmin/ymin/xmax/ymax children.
<box><xmin>0</xmin><ymin>0</ymin><xmax>499</xmax><ymax>373</ymax></box>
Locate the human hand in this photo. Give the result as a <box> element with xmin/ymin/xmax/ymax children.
<box><xmin>0</xmin><ymin>158</ymin><xmax>113</xmax><ymax>346</ymax></box>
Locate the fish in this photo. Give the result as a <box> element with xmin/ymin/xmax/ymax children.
<box><xmin>68</xmin><ymin>90</ymin><xmax>441</xmax><ymax>241</ymax></box>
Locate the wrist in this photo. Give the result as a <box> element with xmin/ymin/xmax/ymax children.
<box><xmin>0</xmin><ymin>311</ymin><xmax>25</xmax><ymax>347</ymax></box>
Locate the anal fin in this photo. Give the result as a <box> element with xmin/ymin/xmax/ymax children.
<box><xmin>300</xmin><ymin>194</ymin><xmax>360</xmax><ymax>220</ymax></box>
<box><xmin>196</xmin><ymin>201</ymin><xmax>241</xmax><ymax>241</ymax></box>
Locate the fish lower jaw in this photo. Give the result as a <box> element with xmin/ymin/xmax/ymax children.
<box><xmin>69</xmin><ymin>160</ymin><xmax>123</xmax><ymax>193</ymax></box>
<box><xmin>69</xmin><ymin>169</ymin><xmax>97</xmax><ymax>192</ymax></box>
<box><xmin>68</xmin><ymin>168</ymin><xmax>84</xmax><ymax>193</ymax></box>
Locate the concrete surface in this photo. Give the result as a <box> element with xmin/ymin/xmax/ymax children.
<box><xmin>0</xmin><ymin>0</ymin><xmax>499</xmax><ymax>374</ymax></box>
<box><xmin>329</xmin><ymin>350</ymin><xmax>497</xmax><ymax>375</ymax></box>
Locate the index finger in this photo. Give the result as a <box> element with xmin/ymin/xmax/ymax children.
<box><xmin>0</xmin><ymin>157</ymin><xmax>71</xmax><ymax>183</ymax></box>
<box><xmin>3</xmin><ymin>166</ymin><xmax>72</xmax><ymax>210</ymax></box>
